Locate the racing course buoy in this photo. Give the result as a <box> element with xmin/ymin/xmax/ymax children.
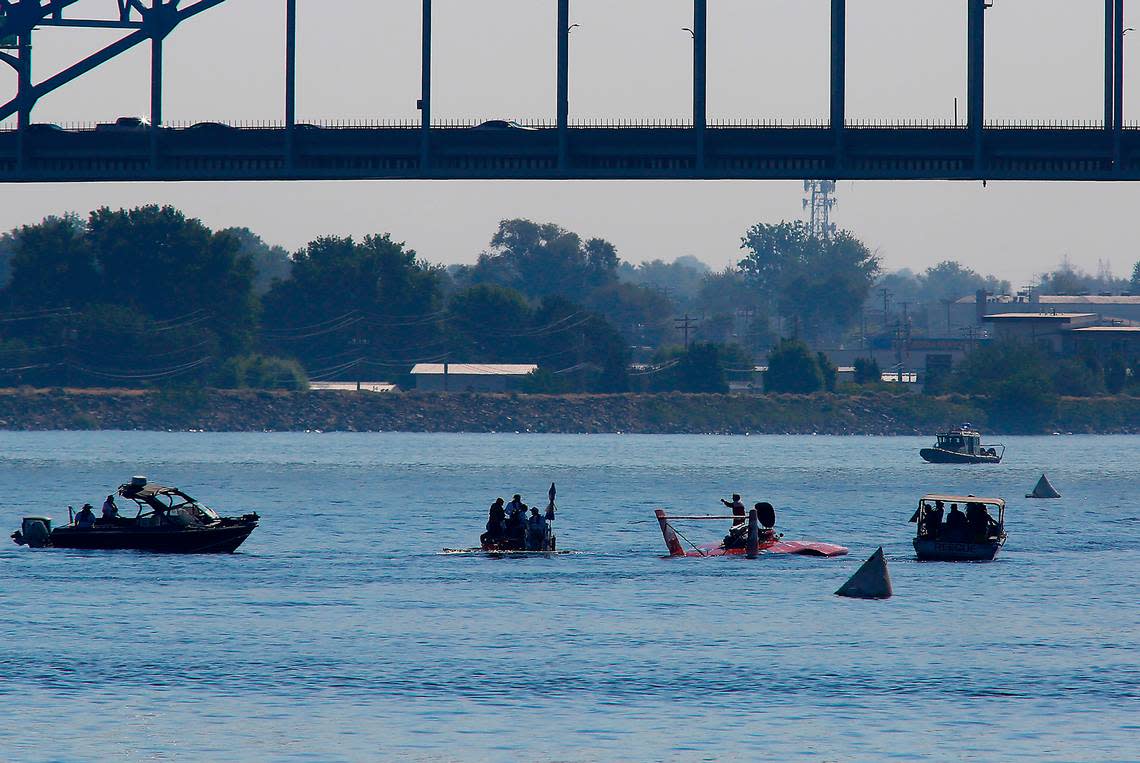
<box><xmin>1026</xmin><ymin>473</ymin><xmax>1061</xmax><ymax>499</ymax></box>
<box><xmin>835</xmin><ymin>546</ymin><xmax>893</xmax><ymax>600</ymax></box>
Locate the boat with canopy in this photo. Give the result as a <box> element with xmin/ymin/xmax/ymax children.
<box><xmin>12</xmin><ymin>477</ymin><xmax>259</xmax><ymax>553</ymax></box>
<box><xmin>911</xmin><ymin>493</ymin><xmax>1006</xmax><ymax>561</ymax></box>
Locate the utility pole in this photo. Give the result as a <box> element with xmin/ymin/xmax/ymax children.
<box><xmin>675</xmin><ymin>313</ymin><xmax>698</xmax><ymax>350</ymax></box>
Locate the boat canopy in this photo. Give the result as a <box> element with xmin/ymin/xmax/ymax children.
<box><xmin>117</xmin><ymin>482</ymin><xmax>221</xmax><ymax>521</ymax></box>
<box><xmin>919</xmin><ymin>494</ymin><xmax>1005</xmax><ymax>508</ymax></box>
<box><xmin>119</xmin><ymin>483</ymin><xmax>193</xmax><ymax>502</ymax></box>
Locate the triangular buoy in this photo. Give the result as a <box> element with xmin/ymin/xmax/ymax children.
<box><xmin>835</xmin><ymin>547</ymin><xmax>893</xmax><ymax>599</ymax></box>
<box><xmin>1026</xmin><ymin>473</ymin><xmax>1061</xmax><ymax>499</ymax></box>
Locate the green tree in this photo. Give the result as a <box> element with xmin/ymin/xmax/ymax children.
<box><xmin>738</xmin><ymin>221</ymin><xmax>880</xmax><ymax>342</ymax></box>
<box><xmin>1053</xmin><ymin>357</ymin><xmax>1104</xmax><ymax>397</ymax></box>
<box><xmin>920</xmin><ymin>260</ymin><xmax>1010</xmax><ymax>301</ymax></box>
<box><xmin>219</xmin><ymin>227</ymin><xmax>292</xmax><ymax>295</ymax></box>
<box><xmin>954</xmin><ymin>340</ymin><xmax>1057</xmax><ymax>431</ymax></box>
<box><xmin>817</xmin><ymin>351</ymin><xmax>837</xmax><ymax>392</ymax></box>
<box><xmin>764</xmin><ymin>338</ymin><xmax>823</xmax><ymax>393</ymax></box>
<box><xmin>212</xmin><ymin>353</ymin><xmax>309</xmax><ymax>390</ymax></box>
<box><xmin>469</xmin><ymin>219</ymin><xmax>619</xmax><ymax>298</ymax></box>
<box><xmin>261</xmin><ymin>234</ymin><xmax>444</xmax><ymax>378</ymax></box>
<box><xmin>529</xmin><ymin>295</ymin><xmax>630</xmax><ymax>393</ymax></box>
<box><xmin>445</xmin><ymin>284</ymin><xmax>534</xmax><ymax>362</ymax></box>
<box><xmin>2</xmin><ymin>207</ymin><xmax>259</xmax><ymax>386</ymax></box>
<box><xmin>1130</xmin><ymin>260</ymin><xmax>1140</xmax><ymax>294</ymax></box>
<box><xmin>852</xmin><ymin>356</ymin><xmax>882</xmax><ymax>385</ymax></box>
<box><xmin>85</xmin><ymin>205</ymin><xmax>257</xmax><ymax>355</ymax></box>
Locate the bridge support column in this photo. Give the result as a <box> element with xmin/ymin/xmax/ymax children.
<box><xmin>1114</xmin><ymin>0</ymin><xmax>1124</xmax><ymax>171</ymax></box>
<box><xmin>150</xmin><ymin>33</ymin><xmax>162</xmax><ymax>128</ymax></box>
<box><xmin>830</xmin><ymin>0</ymin><xmax>845</xmax><ymax>172</ymax></box>
<box><xmin>557</xmin><ymin>0</ymin><xmax>569</xmax><ymax>171</ymax></box>
<box><xmin>16</xmin><ymin>30</ymin><xmax>31</xmax><ymax>173</ymax></box>
<box><xmin>285</xmin><ymin>0</ymin><xmax>296</xmax><ymax>171</ymax></box>
<box><xmin>967</xmin><ymin>0</ymin><xmax>985</xmax><ymax>175</ymax></box>
<box><xmin>693</xmin><ymin>0</ymin><xmax>706</xmax><ymax>172</ymax></box>
<box><xmin>1106</xmin><ymin>0</ymin><xmax>1115</xmax><ymax>131</ymax></box>
<box><xmin>421</xmin><ymin>0</ymin><xmax>432</xmax><ymax>172</ymax></box>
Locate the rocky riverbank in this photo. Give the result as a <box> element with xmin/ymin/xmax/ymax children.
<box><xmin>0</xmin><ymin>388</ymin><xmax>1137</xmax><ymax>434</ymax></box>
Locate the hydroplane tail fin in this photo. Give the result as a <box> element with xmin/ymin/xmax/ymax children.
<box><xmin>655</xmin><ymin>509</ymin><xmax>686</xmax><ymax>556</ymax></box>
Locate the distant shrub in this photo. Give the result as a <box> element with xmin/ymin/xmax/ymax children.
<box><xmin>212</xmin><ymin>354</ymin><xmax>308</xmax><ymax>391</ymax></box>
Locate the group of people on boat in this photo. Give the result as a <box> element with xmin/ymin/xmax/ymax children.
<box><xmin>481</xmin><ymin>493</ymin><xmax>556</xmax><ymax>551</ymax></box>
<box><xmin>720</xmin><ymin>493</ymin><xmax>778</xmax><ymax>549</ymax></box>
<box><xmin>917</xmin><ymin>500</ymin><xmax>997</xmax><ymax>543</ymax></box>
<box><xmin>73</xmin><ymin>495</ymin><xmax>124</xmax><ymax>528</ymax></box>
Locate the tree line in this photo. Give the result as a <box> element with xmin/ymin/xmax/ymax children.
<box><xmin>2</xmin><ymin>205</ymin><xmax>1135</xmax><ymax>397</ymax></box>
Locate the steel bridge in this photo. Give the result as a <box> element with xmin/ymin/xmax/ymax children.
<box><xmin>0</xmin><ymin>0</ymin><xmax>1138</xmax><ymax>183</ymax></box>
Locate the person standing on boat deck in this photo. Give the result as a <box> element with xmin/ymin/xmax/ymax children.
<box><xmin>101</xmin><ymin>495</ymin><xmax>119</xmax><ymax>520</ymax></box>
<box><xmin>945</xmin><ymin>503</ymin><xmax>968</xmax><ymax>540</ymax></box>
<box><xmin>75</xmin><ymin>503</ymin><xmax>97</xmax><ymax>529</ymax></box>
<box><xmin>482</xmin><ymin>498</ymin><xmax>506</xmax><ymax>545</ymax></box>
<box><xmin>526</xmin><ymin>507</ymin><xmax>547</xmax><ymax>550</ymax></box>
<box><xmin>506</xmin><ymin>494</ymin><xmax>524</xmax><ymax>518</ymax></box>
<box><xmin>721</xmin><ymin>494</ymin><xmax>746</xmax><ymax>527</ymax></box>
<box><xmin>925</xmin><ymin>501</ymin><xmax>944</xmax><ymax>539</ymax></box>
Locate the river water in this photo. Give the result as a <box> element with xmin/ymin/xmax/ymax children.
<box><xmin>0</xmin><ymin>432</ymin><xmax>1136</xmax><ymax>761</ymax></box>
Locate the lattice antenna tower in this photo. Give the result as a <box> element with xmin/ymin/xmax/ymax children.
<box><xmin>802</xmin><ymin>180</ymin><xmax>838</xmax><ymax>240</ymax></box>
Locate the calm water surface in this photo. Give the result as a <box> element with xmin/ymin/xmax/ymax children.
<box><xmin>0</xmin><ymin>432</ymin><xmax>1137</xmax><ymax>762</ymax></box>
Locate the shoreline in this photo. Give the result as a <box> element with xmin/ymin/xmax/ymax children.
<box><xmin>0</xmin><ymin>388</ymin><xmax>1137</xmax><ymax>435</ymax></box>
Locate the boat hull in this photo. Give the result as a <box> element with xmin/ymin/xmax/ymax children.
<box><xmin>913</xmin><ymin>537</ymin><xmax>1004</xmax><ymax>561</ymax></box>
<box><xmin>47</xmin><ymin>522</ymin><xmax>256</xmax><ymax>553</ymax></box>
<box><xmin>919</xmin><ymin>448</ymin><xmax>1002</xmax><ymax>464</ymax></box>
<box><xmin>684</xmin><ymin>539</ymin><xmax>849</xmax><ymax>558</ymax></box>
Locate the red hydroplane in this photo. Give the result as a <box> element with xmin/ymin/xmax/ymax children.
<box><xmin>654</xmin><ymin>509</ymin><xmax>848</xmax><ymax>558</ymax></box>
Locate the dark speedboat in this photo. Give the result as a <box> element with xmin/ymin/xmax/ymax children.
<box><xmin>919</xmin><ymin>425</ymin><xmax>1004</xmax><ymax>464</ymax></box>
<box><xmin>12</xmin><ymin>477</ymin><xmax>259</xmax><ymax>554</ymax></box>
<box><xmin>911</xmin><ymin>493</ymin><xmax>1006</xmax><ymax>561</ymax></box>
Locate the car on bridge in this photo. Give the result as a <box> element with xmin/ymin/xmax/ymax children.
<box><xmin>95</xmin><ymin>116</ymin><xmax>151</xmax><ymax>132</ymax></box>
<box><xmin>472</xmin><ymin>120</ymin><xmax>537</xmax><ymax>131</ymax></box>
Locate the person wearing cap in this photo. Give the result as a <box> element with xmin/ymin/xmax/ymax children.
<box><xmin>76</xmin><ymin>503</ymin><xmax>97</xmax><ymax>529</ymax></box>
<box><xmin>721</xmin><ymin>494</ymin><xmax>746</xmax><ymax>528</ymax></box>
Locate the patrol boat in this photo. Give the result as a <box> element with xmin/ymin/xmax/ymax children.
<box><xmin>910</xmin><ymin>493</ymin><xmax>1006</xmax><ymax>561</ymax></box>
<box><xmin>919</xmin><ymin>425</ymin><xmax>1004</xmax><ymax>464</ymax></box>
<box><xmin>11</xmin><ymin>477</ymin><xmax>259</xmax><ymax>554</ymax></box>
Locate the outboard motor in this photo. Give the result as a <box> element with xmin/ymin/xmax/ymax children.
<box><xmin>12</xmin><ymin>516</ymin><xmax>52</xmax><ymax>548</ymax></box>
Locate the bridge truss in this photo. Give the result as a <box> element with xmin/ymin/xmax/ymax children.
<box><xmin>0</xmin><ymin>0</ymin><xmax>1137</xmax><ymax>183</ymax></box>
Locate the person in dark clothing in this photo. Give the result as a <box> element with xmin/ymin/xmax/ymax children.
<box><xmin>75</xmin><ymin>503</ymin><xmax>97</xmax><ymax>529</ymax></box>
<box><xmin>509</xmin><ymin>504</ymin><xmax>529</xmax><ymax>546</ymax></box>
<box><xmin>945</xmin><ymin>503</ymin><xmax>968</xmax><ymax>540</ymax></box>
<box><xmin>481</xmin><ymin>498</ymin><xmax>507</xmax><ymax>546</ymax></box>
<box><xmin>721</xmin><ymin>494</ymin><xmax>746</xmax><ymax>527</ymax></box>
<box><xmin>925</xmin><ymin>501</ymin><xmax>944</xmax><ymax>539</ymax></box>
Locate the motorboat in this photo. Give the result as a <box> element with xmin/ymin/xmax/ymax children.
<box><xmin>446</xmin><ymin>483</ymin><xmax>561</xmax><ymax>555</ymax></box>
<box><xmin>920</xmin><ymin>425</ymin><xmax>1004</xmax><ymax>464</ymax></box>
<box><xmin>911</xmin><ymin>493</ymin><xmax>1006</xmax><ymax>561</ymax></box>
<box><xmin>654</xmin><ymin>507</ymin><xmax>848</xmax><ymax>558</ymax></box>
<box><xmin>12</xmin><ymin>477</ymin><xmax>259</xmax><ymax>554</ymax></box>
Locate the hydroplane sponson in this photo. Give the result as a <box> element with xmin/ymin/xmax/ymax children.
<box><xmin>654</xmin><ymin>508</ymin><xmax>848</xmax><ymax>558</ymax></box>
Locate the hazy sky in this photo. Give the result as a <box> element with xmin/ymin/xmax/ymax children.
<box><xmin>2</xmin><ymin>0</ymin><xmax>1139</xmax><ymax>285</ymax></box>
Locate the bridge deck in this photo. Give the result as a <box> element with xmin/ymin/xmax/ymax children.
<box><xmin>0</xmin><ymin>125</ymin><xmax>1134</xmax><ymax>182</ymax></box>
